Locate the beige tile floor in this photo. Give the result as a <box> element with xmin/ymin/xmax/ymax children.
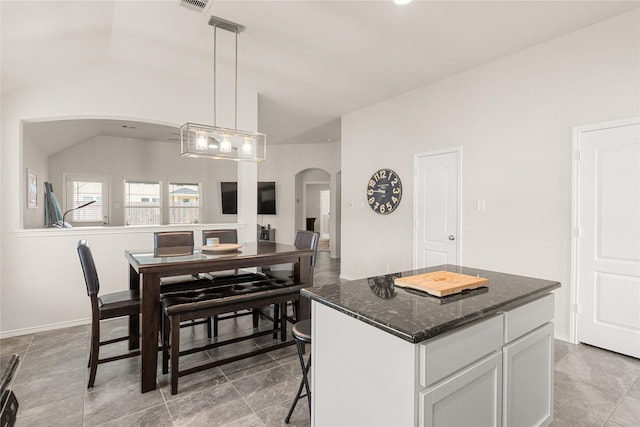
<box><xmin>1</xmin><ymin>253</ymin><xmax>638</xmax><ymax>426</ymax></box>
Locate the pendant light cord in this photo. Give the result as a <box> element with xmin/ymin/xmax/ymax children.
<box><xmin>213</xmin><ymin>21</ymin><xmax>217</xmax><ymax>127</ymax></box>
<box><xmin>210</xmin><ymin>17</ymin><xmax>240</xmax><ymax>131</ymax></box>
<box><xmin>234</xmin><ymin>26</ymin><xmax>238</xmax><ymax>131</ymax></box>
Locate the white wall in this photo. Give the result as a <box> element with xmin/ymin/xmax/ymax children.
<box><xmin>257</xmin><ymin>142</ymin><xmax>340</xmax><ymax>250</ymax></box>
<box><xmin>0</xmin><ymin>58</ymin><xmax>341</xmax><ymax>336</ymax></box>
<box><xmin>22</xmin><ymin>131</ymin><xmax>49</xmax><ymax>229</ymax></box>
<box><xmin>0</xmin><ymin>60</ymin><xmax>259</xmax><ymax>336</ymax></box>
<box><xmin>341</xmin><ymin>10</ymin><xmax>640</xmax><ymax>340</ymax></box>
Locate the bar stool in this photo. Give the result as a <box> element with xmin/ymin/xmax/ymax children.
<box><xmin>285</xmin><ymin>319</ymin><xmax>312</xmax><ymax>423</ymax></box>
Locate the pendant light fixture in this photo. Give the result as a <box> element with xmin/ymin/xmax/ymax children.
<box><xmin>181</xmin><ymin>16</ymin><xmax>266</xmax><ymax>162</ymax></box>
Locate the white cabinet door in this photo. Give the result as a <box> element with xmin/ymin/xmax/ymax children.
<box><xmin>420</xmin><ymin>352</ymin><xmax>502</xmax><ymax>427</ymax></box>
<box><xmin>503</xmin><ymin>322</ymin><xmax>554</xmax><ymax>427</ymax></box>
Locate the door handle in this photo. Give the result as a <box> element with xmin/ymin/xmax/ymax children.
<box><xmin>448</xmin><ymin>235</ymin><xmax>455</xmax><ymax>241</ymax></box>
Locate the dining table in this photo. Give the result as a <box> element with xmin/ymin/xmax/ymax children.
<box><xmin>125</xmin><ymin>241</ymin><xmax>315</xmax><ymax>393</ymax></box>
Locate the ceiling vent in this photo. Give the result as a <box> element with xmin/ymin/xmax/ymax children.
<box><xmin>178</xmin><ymin>0</ymin><xmax>208</xmax><ymax>13</ymax></box>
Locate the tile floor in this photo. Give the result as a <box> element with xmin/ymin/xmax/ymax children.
<box><xmin>553</xmin><ymin>340</ymin><xmax>639</xmax><ymax>426</ymax></box>
<box><xmin>1</xmin><ymin>252</ymin><xmax>638</xmax><ymax>426</ymax></box>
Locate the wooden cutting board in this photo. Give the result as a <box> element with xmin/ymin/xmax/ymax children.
<box><xmin>394</xmin><ymin>271</ymin><xmax>489</xmax><ymax>297</ymax></box>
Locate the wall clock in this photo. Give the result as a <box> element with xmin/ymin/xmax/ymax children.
<box><xmin>366</xmin><ymin>168</ymin><xmax>402</xmax><ymax>214</ymax></box>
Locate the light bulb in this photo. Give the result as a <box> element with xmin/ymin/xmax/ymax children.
<box><xmin>196</xmin><ymin>130</ymin><xmax>208</xmax><ymax>149</ymax></box>
<box><xmin>220</xmin><ymin>136</ymin><xmax>232</xmax><ymax>153</ymax></box>
<box><xmin>393</xmin><ymin>0</ymin><xmax>413</xmax><ymax>5</ymax></box>
<box><xmin>242</xmin><ymin>138</ymin><xmax>253</xmax><ymax>155</ymax></box>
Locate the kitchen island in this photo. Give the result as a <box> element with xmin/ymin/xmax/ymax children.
<box><xmin>301</xmin><ymin>265</ymin><xmax>560</xmax><ymax>427</ymax></box>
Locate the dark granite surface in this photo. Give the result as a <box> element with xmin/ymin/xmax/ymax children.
<box><xmin>301</xmin><ymin>264</ymin><xmax>561</xmax><ymax>343</ymax></box>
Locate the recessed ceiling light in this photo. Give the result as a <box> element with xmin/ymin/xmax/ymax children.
<box><xmin>393</xmin><ymin>0</ymin><xmax>413</xmax><ymax>5</ymax></box>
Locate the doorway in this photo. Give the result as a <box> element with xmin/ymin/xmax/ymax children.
<box><xmin>571</xmin><ymin>118</ymin><xmax>640</xmax><ymax>358</ymax></box>
<box><xmin>304</xmin><ymin>182</ymin><xmax>330</xmax><ymax>252</ymax></box>
<box><xmin>319</xmin><ymin>189</ymin><xmax>330</xmax><ymax>239</ymax></box>
<box><xmin>414</xmin><ymin>148</ymin><xmax>461</xmax><ymax>269</ymax></box>
<box><xmin>295</xmin><ymin>168</ymin><xmax>334</xmax><ymax>255</ymax></box>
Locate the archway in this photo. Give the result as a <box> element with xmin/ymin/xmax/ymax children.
<box><xmin>295</xmin><ymin>168</ymin><xmax>331</xmax><ymax>254</ymax></box>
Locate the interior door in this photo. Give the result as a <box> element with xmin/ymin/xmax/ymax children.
<box><xmin>64</xmin><ymin>174</ymin><xmax>109</xmax><ymax>226</ymax></box>
<box><xmin>415</xmin><ymin>150</ymin><xmax>460</xmax><ymax>268</ymax></box>
<box><xmin>576</xmin><ymin>120</ymin><xmax>640</xmax><ymax>358</ymax></box>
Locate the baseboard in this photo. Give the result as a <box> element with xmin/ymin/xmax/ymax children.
<box><xmin>0</xmin><ymin>318</ymin><xmax>90</xmax><ymax>339</ymax></box>
<box><xmin>554</xmin><ymin>333</ymin><xmax>572</xmax><ymax>343</ymax></box>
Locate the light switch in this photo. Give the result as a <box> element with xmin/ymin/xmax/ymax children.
<box><xmin>477</xmin><ymin>200</ymin><xmax>486</xmax><ymax>211</ymax></box>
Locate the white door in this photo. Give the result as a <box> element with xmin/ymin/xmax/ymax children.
<box><xmin>64</xmin><ymin>174</ymin><xmax>110</xmax><ymax>226</ymax></box>
<box><xmin>415</xmin><ymin>150</ymin><xmax>460</xmax><ymax>268</ymax></box>
<box><xmin>575</xmin><ymin>120</ymin><xmax>640</xmax><ymax>358</ymax></box>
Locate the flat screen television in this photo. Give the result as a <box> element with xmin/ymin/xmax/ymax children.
<box><xmin>257</xmin><ymin>181</ymin><xmax>276</xmax><ymax>215</ymax></box>
<box><xmin>220</xmin><ymin>181</ymin><xmax>276</xmax><ymax>215</ymax></box>
<box><xmin>220</xmin><ymin>182</ymin><xmax>238</xmax><ymax>215</ymax></box>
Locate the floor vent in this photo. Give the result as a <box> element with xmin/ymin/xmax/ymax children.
<box><xmin>179</xmin><ymin>0</ymin><xmax>208</xmax><ymax>13</ymax></box>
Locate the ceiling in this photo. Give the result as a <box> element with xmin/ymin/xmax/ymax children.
<box><xmin>3</xmin><ymin>0</ymin><xmax>638</xmax><ymax>153</ymax></box>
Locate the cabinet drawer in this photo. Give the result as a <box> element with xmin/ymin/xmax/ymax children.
<box><xmin>504</xmin><ymin>294</ymin><xmax>554</xmax><ymax>343</ymax></box>
<box><xmin>420</xmin><ymin>315</ymin><xmax>503</xmax><ymax>388</ymax></box>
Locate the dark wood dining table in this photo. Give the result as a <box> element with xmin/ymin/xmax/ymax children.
<box><xmin>125</xmin><ymin>241</ymin><xmax>315</xmax><ymax>393</ymax></box>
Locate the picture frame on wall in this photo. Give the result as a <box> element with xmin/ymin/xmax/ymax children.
<box><xmin>27</xmin><ymin>168</ymin><xmax>37</xmax><ymax>209</ymax></box>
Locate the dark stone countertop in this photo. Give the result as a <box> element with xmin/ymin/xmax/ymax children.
<box><xmin>301</xmin><ymin>264</ymin><xmax>561</xmax><ymax>344</ymax></box>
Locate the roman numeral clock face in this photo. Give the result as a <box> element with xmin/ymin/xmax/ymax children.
<box><xmin>367</xmin><ymin>168</ymin><xmax>402</xmax><ymax>214</ymax></box>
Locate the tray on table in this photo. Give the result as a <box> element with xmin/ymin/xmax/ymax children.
<box><xmin>201</xmin><ymin>243</ymin><xmax>243</xmax><ymax>253</ymax></box>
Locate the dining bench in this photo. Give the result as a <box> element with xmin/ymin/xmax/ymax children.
<box><xmin>161</xmin><ymin>273</ymin><xmax>305</xmax><ymax>394</ymax></box>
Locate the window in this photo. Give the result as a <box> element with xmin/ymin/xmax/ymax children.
<box><xmin>125</xmin><ymin>180</ymin><xmax>161</xmax><ymax>226</ymax></box>
<box><xmin>168</xmin><ymin>182</ymin><xmax>200</xmax><ymax>224</ymax></box>
<box><xmin>64</xmin><ymin>174</ymin><xmax>108</xmax><ymax>226</ymax></box>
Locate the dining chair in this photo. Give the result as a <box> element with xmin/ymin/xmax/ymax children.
<box><xmin>154</xmin><ymin>230</ymin><xmax>197</xmax><ymax>258</ymax></box>
<box><xmin>154</xmin><ymin>231</ymin><xmax>215</xmax><ymax>337</ymax></box>
<box><xmin>201</xmin><ymin>229</ymin><xmax>259</xmax><ymax>336</ymax></box>
<box><xmin>77</xmin><ymin>240</ymin><xmax>140</xmax><ymax>388</ymax></box>
<box><xmin>267</xmin><ymin>230</ymin><xmax>320</xmax><ymax>278</ymax></box>
<box><xmin>1</xmin><ymin>353</ymin><xmax>20</xmax><ymax>426</ymax></box>
<box><xmin>267</xmin><ymin>230</ymin><xmax>320</xmax><ymax>324</ymax></box>
<box><xmin>202</xmin><ymin>229</ymin><xmax>238</xmax><ymax>246</ymax></box>
<box><xmin>154</xmin><ymin>230</ymin><xmax>212</xmax><ymax>289</ymax></box>
<box><xmin>201</xmin><ymin>228</ymin><xmax>240</xmax><ymax>275</ymax></box>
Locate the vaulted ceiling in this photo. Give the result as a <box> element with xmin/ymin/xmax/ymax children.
<box><xmin>3</xmin><ymin>0</ymin><xmax>638</xmax><ymax>149</ymax></box>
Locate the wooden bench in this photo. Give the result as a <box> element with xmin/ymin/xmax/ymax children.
<box><xmin>161</xmin><ymin>274</ymin><xmax>305</xmax><ymax>394</ymax></box>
